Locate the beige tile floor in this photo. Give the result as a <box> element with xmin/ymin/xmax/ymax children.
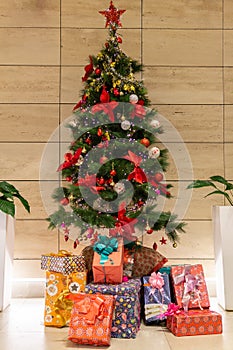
<box><xmin>0</xmin><ymin>298</ymin><xmax>233</xmax><ymax>350</ymax></box>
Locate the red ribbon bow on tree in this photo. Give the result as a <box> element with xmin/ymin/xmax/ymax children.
<box><xmin>57</xmin><ymin>148</ymin><xmax>83</xmax><ymax>171</ymax></box>
<box><xmin>130</xmin><ymin>104</ymin><xmax>146</xmax><ymax>119</ymax></box>
<box><xmin>92</xmin><ymin>101</ymin><xmax>118</xmax><ymax>122</ymax></box>
<box><xmin>110</xmin><ymin>201</ymin><xmax>137</xmax><ymax>240</ymax></box>
<box><xmin>75</xmin><ymin>174</ymin><xmax>105</xmax><ymax>193</ymax></box>
<box><xmin>124</xmin><ymin>150</ymin><xmax>147</xmax><ymax>184</ymax></box>
<box><xmin>82</xmin><ymin>56</ymin><xmax>93</xmax><ymax>82</ymax></box>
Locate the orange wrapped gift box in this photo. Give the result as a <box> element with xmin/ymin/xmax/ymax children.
<box><xmin>167</xmin><ymin>309</ymin><xmax>222</xmax><ymax>336</ymax></box>
<box><xmin>44</xmin><ymin>270</ymin><xmax>87</xmax><ymax>327</ymax></box>
<box><xmin>170</xmin><ymin>264</ymin><xmax>210</xmax><ymax>310</ymax></box>
<box><xmin>68</xmin><ymin>293</ymin><xmax>115</xmax><ymax>346</ymax></box>
<box><xmin>92</xmin><ymin>237</ymin><xmax>123</xmax><ymax>284</ymax></box>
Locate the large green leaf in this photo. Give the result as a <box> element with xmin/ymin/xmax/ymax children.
<box><xmin>0</xmin><ymin>199</ymin><xmax>15</xmax><ymax>217</ymax></box>
<box><xmin>204</xmin><ymin>190</ymin><xmax>233</xmax><ymax>205</ymax></box>
<box><xmin>0</xmin><ymin>181</ymin><xmax>19</xmax><ymax>195</ymax></box>
<box><xmin>187</xmin><ymin>180</ymin><xmax>216</xmax><ymax>189</ymax></box>
<box><xmin>16</xmin><ymin>194</ymin><xmax>30</xmax><ymax>213</ymax></box>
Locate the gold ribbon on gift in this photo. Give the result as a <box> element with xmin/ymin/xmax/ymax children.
<box><xmin>54</xmin><ymin>289</ymin><xmax>74</xmax><ymax>326</ymax></box>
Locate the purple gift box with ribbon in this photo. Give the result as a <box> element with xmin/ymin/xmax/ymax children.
<box><xmin>85</xmin><ymin>278</ymin><xmax>141</xmax><ymax>338</ymax></box>
<box><xmin>143</xmin><ymin>272</ymin><xmax>171</xmax><ymax>324</ymax></box>
<box><xmin>170</xmin><ymin>264</ymin><xmax>210</xmax><ymax>311</ymax></box>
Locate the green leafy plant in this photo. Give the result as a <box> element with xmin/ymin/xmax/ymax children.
<box><xmin>0</xmin><ymin>181</ymin><xmax>30</xmax><ymax>217</ymax></box>
<box><xmin>187</xmin><ymin>175</ymin><xmax>233</xmax><ymax>206</ymax></box>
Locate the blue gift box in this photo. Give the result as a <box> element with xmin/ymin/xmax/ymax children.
<box><xmin>85</xmin><ymin>278</ymin><xmax>141</xmax><ymax>338</ymax></box>
<box><xmin>143</xmin><ymin>273</ymin><xmax>171</xmax><ymax>324</ymax></box>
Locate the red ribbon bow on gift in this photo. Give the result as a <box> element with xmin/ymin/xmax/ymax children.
<box><xmin>124</xmin><ymin>151</ymin><xmax>147</xmax><ymax>184</ymax></box>
<box><xmin>163</xmin><ymin>303</ymin><xmax>181</xmax><ymax>317</ymax></box>
<box><xmin>57</xmin><ymin>148</ymin><xmax>83</xmax><ymax>171</ymax></box>
<box><xmin>66</xmin><ymin>294</ymin><xmax>106</xmax><ymax>325</ymax></box>
<box><xmin>92</xmin><ymin>101</ymin><xmax>118</xmax><ymax>122</ymax></box>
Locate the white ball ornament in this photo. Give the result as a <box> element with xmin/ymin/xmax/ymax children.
<box><xmin>150</xmin><ymin>119</ymin><xmax>160</xmax><ymax>129</ymax></box>
<box><xmin>114</xmin><ymin>182</ymin><xmax>125</xmax><ymax>194</ymax></box>
<box><xmin>148</xmin><ymin>146</ymin><xmax>160</xmax><ymax>159</ymax></box>
<box><xmin>121</xmin><ymin>120</ymin><xmax>131</xmax><ymax>130</ymax></box>
<box><xmin>129</xmin><ymin>94</ymin><xmax>139</xmax><ymax>104</ymax></box>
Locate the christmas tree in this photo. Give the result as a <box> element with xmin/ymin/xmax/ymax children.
<box><xmin>48</xmin><ymin>1</ymin><xmax>185</xmax><ymax>248</ymax></box>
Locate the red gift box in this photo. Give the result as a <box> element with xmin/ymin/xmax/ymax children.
<box><xmin>170</xmin><ymin>264</ymin><xmax>210</xmax><ymax>310</ymax></box>
<box><xmin>68</xmin><ymin>293</ymin><xmax>115</xmax><ymax>346</ymax></box>
<box><xmin>92</xmin><ymin>238</ymin><xmax>124</xmax><ymax>284</ymax></box>
<box><xmin>167</xmin><ymin>309</ymin><xmax>222</xmax><ymax>336</ymax></box>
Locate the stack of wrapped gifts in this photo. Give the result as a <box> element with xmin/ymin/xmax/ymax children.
<box><xmin>41</xmin><ymin>241</ymin><xmax>222</xmax><ymax>345</ymax></box>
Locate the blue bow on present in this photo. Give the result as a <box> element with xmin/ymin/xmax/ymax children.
<box><xmin>93</xmin><ymin>236</ymin><xmax>118</xmax><ymax>265</ymax></box>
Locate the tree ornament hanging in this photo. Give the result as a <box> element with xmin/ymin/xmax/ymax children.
<box><xmin>150</xmin><ymin>119</ymin><xmax>160</xmax><ymax>129</ymax></box>
<box><xmin>146</xmin><ymin>228</ymin><xmax>153</xmax><ymax>234</ymax></box>
<box><xmin>95</xmin><ymin>68</ymin><xmax>101</xmax><ymax>75</ymax></box>
<box><xmin>98</xmin><ymin>177</ymin><xmax>105</xmax><ymax>185</ymax></box>
<box><xmin>153</xmin><ymin>242</ymin><xmax>158</xmax><ymax>251</ymax></box>
<box><xmin>60</xmin><ymin>198</ymin><xmax>69</xmax><ymax>206</ymax></box>
<box><xmin>154</xmin><ymin>172</ymin><xmax>163</xmax><ymax>182</ymax></box>
<box><xmin>173</xmin><ymin>242</ymin><xmax>177</xmax><ymax>248</ymax></box>
<box><xmin>160</xmin><ymin>236</ymin><xmax>167</xmax><ymax>245</ymax></box>
<box><xmin>140</xmin><ymin>138</ymin><xmax>151</xmax><ymax>147</ymax></box>
<box><xmin>97</xmin><ymin>128</ymin><xmax>103</xmax><ymax>136</ymax></box>
<box><xmin>114</xmin><ymin>182</ymin><xmax>125</xmax><ymax>194</ymax></box>
<box><xmin>121</xmin><ymin>120</ymin><xmax>131</xmax><ymax>130</ymax></box>
<box><xmin>148</xmin><ymin>146</ymin><xmax>160</xmax><ymax>159</ymax></box>
<box><xmin>129</xmin><ymin>94</ymin><xmax>139</xmax><ymax>104</ymax></box>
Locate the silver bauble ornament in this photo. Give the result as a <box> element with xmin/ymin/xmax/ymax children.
<box><xmin>121</xmin><ymin>120</ymin><xmax>131</xmax><ymax>130</ymax></box>
<box><xmin>129</xmin><ymin>94</ymin><xmax>139</xmax><ymax>104</ymax></box>
<box><xmin>148</xmin><ymin>146</ymin><xmax>160</xmax><ymax>159</ymax></box>
<box><xmin>150</xmin><ymin>119</ymin><xmax>160</xmax><ymax>129</ymax></box>
<box><xmin>114</xmin><ymin>182</ymin><xmax>125</xmax><ymax>194</ymax></box>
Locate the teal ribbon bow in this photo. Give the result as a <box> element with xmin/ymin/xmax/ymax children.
<box><xmin>93</xmin><ymin>236</ymin><xmax>118</xmax><ymax>265</ymax></box>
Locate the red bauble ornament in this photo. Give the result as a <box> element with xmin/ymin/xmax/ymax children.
<box><xmin>146</xmin><ymin>228</ymin><xmax>153</xmax><ymax>234</ymax></box>
<box><xmin>97</xmin><ymin>128</ymin><xmax>103</xmax><ymax>136</ymax></box>
<box><xmin>137</xmin><ymin>200</ymin><xmax>144</xmax><ymax>207</ymax></box>
<box><xmin>60</xmin><ymin>197</ymin><xmax>69</xmax><ymax>206</ymax></box>
<box><xmin>117</xmin><ymin>36</ymin><xmax>122</xmax><ymax>43</ymax></box>
<box><xmin>95</xmin><ymin>68</ymin><xmax>101</xmax><ymax>75</ymax></box>
<box><xmin>154</xmin><ymin>172</ymin><xmax>163</xmax><ymax>182</ymax></box>
<box><xmin>64</xmin><ymin>234</ymin><xmax>69</xmax><ymax>242</ymax></box>
<box><xmin>100</xmin><ymin>86</ymin><xmax>110</xmax><ymax>103</ymax></box>
<box><xmin>105</xmin><ymin>42</ymin><xmax>109</xmax><ymax>48</ymax></box>
<box><xmin>137</xmin><ymin>99</ymin><xmax>145</xmax><ymax>105</ymax></box>
<box><xmin>85</xmin><ymin>137</ymin><xmax>92</xmax><ymax>145</ymax></box>
<box><xmin>153</xmin><ymin>242</ymin><xmax>157</xmax><ymax>251</ymax></box>
<box><xmin>98</xmin><ymin>177</ymin><xmax>105</xmax><ymax>185</ymax></box>
<box><xmin>110</xmin><ymin>169</ymin><xmax>117</xmax><ymax>176</ymax></box>
<box><xmin>100</xmin><ymin>156</ymin><xmax>108</xmax><ymax>164</ymax></box>
<box><xmin>66</xmin><ymin>176</ymin><xmax>72</xmax><ymax>182</ymax></box>
<box><xmin>140</xmin><ymin>138</ymin><xmax>150</xmax><ymax>147</ymax></box>
<box><xmin>113</xmin><ymin>88</ymin><xmax>120</xmax><ymax>96</ymax></box>
<box><xmin>73</xmin><ymin>239</ymin><xmax>79</xmax><ymax>249</ymax></box>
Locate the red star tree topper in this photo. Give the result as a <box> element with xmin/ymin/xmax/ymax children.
<box><xmin>99</xmin><ymin>1</ymin><xmax>126</xmax><ymax>29</ymax></box>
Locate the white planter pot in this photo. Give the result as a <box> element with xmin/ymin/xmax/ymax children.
<box><xmin>212</xmin><ymin>205</ymin><xmax>233</xmax><ymax>310</ymax></box>
<box><xmin>0</xmin><ymin>212</ymin><xmax>15</xmax><ymax>311</ymax></box>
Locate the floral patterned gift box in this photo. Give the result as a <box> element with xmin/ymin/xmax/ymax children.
<box><xmin>166</xmin><ymin>309</ymin><xmax>222</xmax><ymax>336</ymax></box>
<box><xmin>85</xmin><ymin>278</ymin><xmax>141</xmax><ymax>338</ymax></box>
<box><xmin>68</xmin><ymin>293</ymin><xmax>115</xmax><ymax>346</ymax></box>
<box><xmin>44</xmin><ymin>270</ymin><xmax>87</xmax><ymax>327</ymax></box>
<box><xmin>170</xmin><ymin>264</ymin><xmax>210</xmax><ymax>311</ymax></box>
